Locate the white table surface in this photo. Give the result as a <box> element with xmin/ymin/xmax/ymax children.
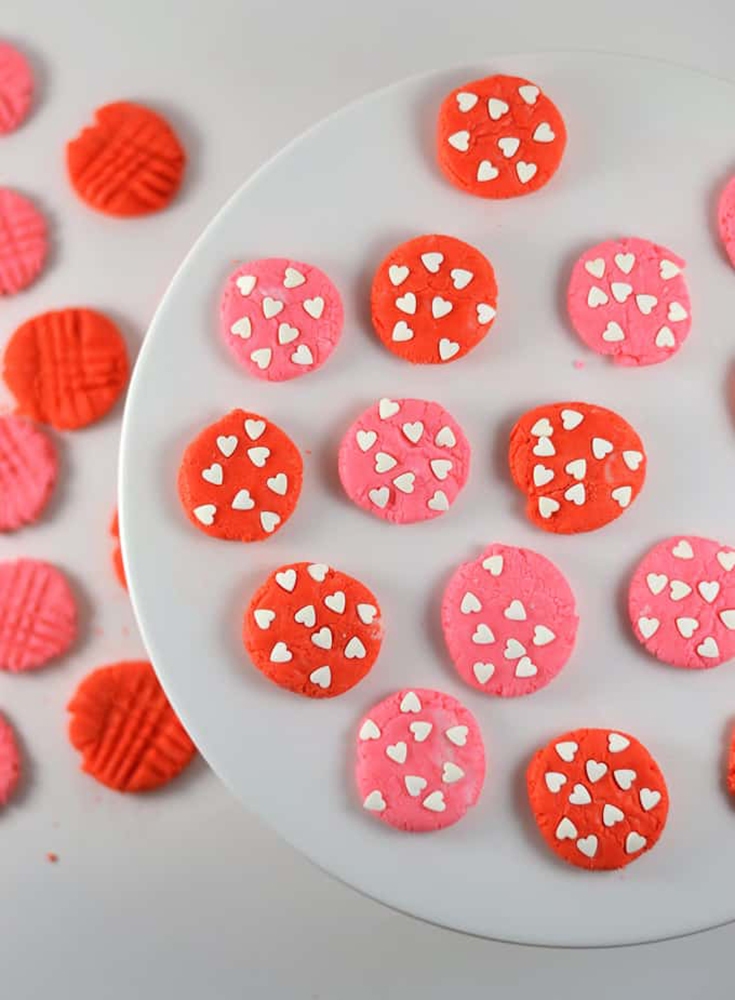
<box><xmin>2</xmin><ymin>0</ymin><xmax>735</xmax><ymax>995</ymax></box>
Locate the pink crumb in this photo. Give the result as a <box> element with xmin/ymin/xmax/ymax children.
<box><xmin>573</xmin><ymin>360</ymin><xmax>585</xmax><ymax>370</ymax></box>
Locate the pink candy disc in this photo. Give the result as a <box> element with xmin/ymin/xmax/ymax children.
<box><xmin>717</xmin><ymin>175</ymin><xmax>735</xmax><ymax>269</ymax></box>
<box><xmin>0</xmin><ymin>559</ymin><xmax>77</xmax><ymax>672</ymax></box>
<box><xmin>0</xmin><ymin>188</ymin><xmax>48</xmax><ymax>295</ymax></box>
<box><xmin>567</xmin><ymin>237</ymin><xmax>691</xmax><ymax>366</ymax></box>
<box><xmin>338</xmin><ymin>397</ymin><xmax>470</xmax><ymax>524</ymax></box>
<box><xmin>629</xmin><ymin>536</ymin><xmax>735</xmax><ymax>669</ymax></box>
<box><xmin>0</xmin><ymin>415</ymin><xmax>57</xmax><ymax>531</ymax></box>
<box><xmin>356</xmin><ymin>688</ymin><xmax>485</xmax><ymax>832</ymax></box>
<box><xmin>0</xmin><ymin>42</ymin><xmax>33</xmax><ymax>134</ymax></box>
<box><xmin>442</xmin><ymin>543</ymin><xmax>579</xmax><ymax>696</ymax></box>
<box><xmin>220</xmin><ymin>257</ymin><xmax>343</xmax><ymax>381</ymax></box>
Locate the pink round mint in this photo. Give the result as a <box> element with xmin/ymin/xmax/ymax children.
<box><xmin>0</xmin><ymin>188</ymin><xmax>48</xmax><ymax>296</ymax></box>
<box><xmin>0</xmin><ymin>415</ymin><xmax>57</xmax><ymax>531</ymax></box>
<box><xmin>442</xmin><ymin>544</ymin><xmax>578</xmax><ymax>696</ymax></box>
<box><xmin>629</xmin><ymin>536</ymin><xmax>735</xmax><ymax>669</ymax></box>
<box><xmin>0</xmin><ymin>42</ymin><xmax>33</xmax><ymax>134</ymax></box>
<box><xmin>338</xmin><ymin>397</ymin><xmax>470</xmax><ymax>524</ymax></box>
<box><xmin>0</xmin><ymin>713</ymin><xmax>20</xmax><ymax>805</ymax></box>
<box><xmin>717</xmin><ymin>176</ymin><xmax>735</xmax><ymax>269</ymax></box>
<box><xmin>567</xmin><ymin>237</ymin><xmax>691</xmax><ymax>366</ymax></box>
<box><xmin>220</xmin><ymin>257</ymin><xmax>343</xmax><ymax>381</ymax></box>
<box><xmin>356</xmin><ymin>688</ymin><xmax>485</xmax><ymax>832</ymax></box>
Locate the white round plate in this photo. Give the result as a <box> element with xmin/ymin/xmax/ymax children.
<box><xmin>120</xmin><ymin>52</ymin><xmax>735</xmax><ymax>947</ymax></box>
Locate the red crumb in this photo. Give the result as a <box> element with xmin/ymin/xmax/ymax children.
<box><xmin>46</xmin><ymin>852</ymin><xmax>58</xmax><ymax>863</ymax></box>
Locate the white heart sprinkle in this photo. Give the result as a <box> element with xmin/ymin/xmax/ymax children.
<box><xmin>719</xmin><ymin>609</ymin><xmax>735</xmax><ymax>629</ymax></box>
<box><xmin>533</xmin><ymin>464</ymin><xmax>554</xmax><ymax>487</ymax></box>
<box><xmin>515</xmin><ymin>655</ymin><xmax>537</xmax><ymax>678</ymax></box>
<box><xmin>676</xmin><ymin>616</ymin><xmax>699</xmax><ymax>639</ymax></box>
<box><xmin>611</xmin><ymin>281</ymin><xmax>633</xmax><ymax>303</ymax></box>
<box><xmin>698</xmin><ymin>580</ymin><xmax>720</xmax><ymax>603</ymax></box>
<box><xmin>660</xmin><ymin>259</ymin><xmax>681</xmax><ymax>279</ymax></box>
<box><xmin>565</xmin><ymin>458</ymin><xmax>586</xmax><ymax>480</ymax></box>
<box><xmin>504</xmin><ymin>638</ymin><xmax>526</xmax><ymax>659</ymax></box>
<box><xmin>396</xmin><ymin>291</ymin><xmax>416</xmax><ymax>314</ymax></box>
<box><xmin>568</xmin><ymin>783</ymin><xmax>592</xmax><ymax>805</ymax></box>
<box><xmin>445</xmin><ymin>726</ymin><xmax>468</xmax><ymax>747</ymax></box>
<box><xmin>670</xmin><ymin>580</ymin><xmax>691</xmax><ymax>601</ymax></box>
<box><xmin>504</xmin><ymin>599</ymin><xmax>526</xmax><ymax>621</ymax></box>
<box><xmin>516</xmin><ymin>160</ymin><xmax>537</xmax><ymax>184</ymax></box>
<box><xmin>636</xmin><ymin>293</ymin><xmax>658</xmax><ymax>315</ymax></box>
<box><xmin>194</xmin><ymin>504</ymin><xmax>216</xmax><ymax>526</ymax></box>
<box><xmin>442</xmin><ymin>762</ymin><xmax>465</xmax><ymax>784</ymax></box>
<box><xmin>625</xmin><ymin>832</ymin><xmax>647</xmax><ymax>855</ymax></box>
<box><xmin>427</xmin><ymin>490</ymin><xmax>449</xmax><ymax>512</ymax></box>
<box><xmin>309</xmin><ymin>665</ymin><xmax>331</xmax><ymax>689</ymax></box>
<box><xmin>386</xmin><ymin>741</ymin><xmax>407</xmax><ymax>764</ymax></box>
<box><xmin>401</xmin><ymin>421</ymin><xmax>423</xmax><ymax>444</ymax></box>
<box><xmin>283</xmin><ymin>266</ymin><xmax>306</xmax><ymax>288</ymax></box>
<box><xmin>587</xmin><ymin>285</ymin><xmax>609</xmax><ymax>308</ymax></box>
<box><xmin>303</xmin><ymin>296</ymin><xmax>324</xmax><ymax>319</ymax></box>
<box><xmin>432</xmin><ymin>295</ymin><xmax>453</xmax><ymax>319</ymax></box>
<box><xmin>267</xmin><ymin>473</ymin><xmax>288</xmax><ymax>496</ymax></box>
<box><xmin>623</xmin><ymin>450</ymin><xmax>643</xmax><ymax>472</ymax></box>
<box><xmin>379</xmin><ymin>398</ymin><xmax>400</xmax><ymax>419</ymax></box>
<box><xmin>369</xmin><ymin>487</ymin><xmax>390</xmax><ymax>509</ymax></box>
<box><xmin>262</xmin><ymin>296</ymin><xmax>283</xmax><ymax>319</ymax></box>
<box><xmin>602</xmin><ymin>321</ymin><xmax>625</xmax><ymax>343</ymax></box>
<box><xmin>217</xmin><ymin>435</ymin><xmax>238</xmax><ymax>458</ymax></box>
<box><xmin>236</xmin><ymin>274</ymin><xmax>256</xmax><ymax>296</ymax></box>
<box><xmin>555</xmin><ymin>741</ymin><xmax>578</xmax><ymax>763</ymax></box>
<box><xmin>400</xmin><ymin>691</ymin><xmax>421</xmax><ymax>713</ymax></box>
<box><xmin>477</xmin><ymin>159</ymin><xmax>499</xmax><ymax>182</ymax></box>
<box><xmin>538</xmin><ymin>496</ymin><xmax>560</xmax><ymax>519</ymax></box>
<box><xmin>487</xmin><ymin>97</ymin><xmax>509</xmax><ymax>119</ymax></box>
<box><xmin>250</xmin><ymin>347</ymin><xmax>272</xmax><ymax>370</ymax></box>
<box><xmin>324</xmin><ymin>590</ymin><xmax>346</xmax><ymax>614</ymax></box>
<box><xmin>555</xmin><ymin>817</ymin><xmax>578</xmax><ymax>840</ymax></box>
<box><xmin>404</xmin><ymin>775</ymin><xmax>427</xmax><ymax>797</ymax></box>
<box><xmin>291</xmin><ymin>343</ymin><xmax>314</xmax><ymax>366</ymax></box>
<box><xmin>460</xmin><ymin>592</ymin><xmax>482</xmax><ymax>614</ymax></box>
<box><xmin>260</xmin><ymin>511</ymin><xmax>280</xmax><ymax>533</ymax></box>
<box><xmin>230</xmin><ymin>316</ymin><xmax>252</xmax><ymax>339</ymax></box>
<box><xmin>565</xmin><ymin>482</ymin><xmax>586</xmax><ymax>506</ymax></box>
<box><xmin>421</xmin><ymin>252</ymin><xmax>443</xmax><ymax>273</ymax></box>
<box><xmin>392</xmin><ymin>320</ymin><xmax>414</xmax><ymax>342</ymax></box>
<box><xmin>278</xmin><ymin>322</ymin><xmax>300</xmax><ymax>345</ymax></box>
<box><xmin>640</xmin><ymin>788</ymin><xmax>661</xmax><ymax>811</ymax></box>
<box><xmin>498</xmin><ymin>135</ymin><xmax>520</xmax><ymax>158</ymax></box>
<box><xmin>456</xmin><ymin>91</ymin><xmax>478</xmax><ymax>112</ymax></box>
<box><xmin>307</xmin><ymin>563</ymin><xmax>328</xmax><ymax>582</ymax></box>
<box><xmin>697</xmin><ymin>636</ymin><xmax>719</xmax><ymax>658</ymax></box>
<box><xmin>638</xmin><ymin>616</ymin><xmax>659</xmax><ymax>639</ymax></box>
<box><xmin>422</xmin><ymin>791</ymin><xmax>446</xmax><ymax>813</ymax></box>
<box><xmin>476</xmin><ymin>302</ymin><xmax>496</xmax><ymax>324</ymax></box>
<box><xmin>244</xmin><ymin>419</ymin><xmax>266</xmax><ymax>440</ymax></box>
<box><xmin>359</xmin><ymin>719</ymin><xmax>381</xmax><ymax>741</ymax></box>
<box><xmin>472</xmin><ymin>661</ymin><xmax>495</xmax><ymax>684</ymax></box>
<box><xmin>395</xmin><ymin>470</ymin><xmax>417</xmax><ymax>493</ymax></box>
<box><xmin>439</xmin><ymin>338</ymin><xmax>460</xmax><ymax>361</ymax></box>
<box><xmin>673</xmin><ymin>539</ymin><xmax>694</xmax><ymax>559</ymax></box>
<box><xmin>482</xmin><ymin>554</ymin><xmax>504</xmax><ymax>575</ymax></box>
<box><xmin>311</xmin><ymin>626</ymin><xmax>332</xmax><ymax>650</ymax></box>
<box><xmin>584</xmin><ymin>258</ymin><xmax>605</xmax><ymax>279</ymax></box>
<box><xmin>374</xmin><ymin>451</ymin><xmax>397</xmax><ymax>473</ymax></box>
<box><xmin>668</xmin><ymin>301</ymin><xmax>688</xmax><ymax>322</ymax></box>
<box><xmin>276</xmin><ymin>569</ymin><xmax>297</xmax><ymax>592</ymax></box>
<box><xmin>363</xmin><ymin>790</ymin><xmax>385</xmax><ymax>812</ymax></box>
<box><xmin>357</xmin><ymin>603</ymin><xmax>378</xmax><ymax>625</ymax></box>
<box><xmin>247</xmin><ymin>446</ymin><xmax>270</xmax><ymax>467</ymax></box>
<box><xmin>586</xmin><ymin>759</ymin><xmax>608</xmax><ymax>783</ymax></box>
<box><xmin>533</xmin><ymin>625</ymin><xmax>556</xmax><ymax>646</ymax></box>
<box><xmin>231</xmin><ymin>489</ymin><xmax>255</xmax><ymax>511</ymax></box>
<box><xmin>450</xmin><ymin>268</ymin><xmax>473</xmax><ymax>290</ymax></box>
<box><xmin>253</xmin><ymin>608</ymin><xmax>275</xmax><ymax>630</ymax></box>
<box><xmin>603</xmin><ymin>803</ymin><xmax>625</xmax><ymax>827</ymax></box>
<box><xmin>357</xmin><ymin>430</ymin><xmax>377</xmax><ymax>452</ymax></box>
<box><xmin>270</xmin><ymin>641</ymin><xmax>291</xmax><ymax>663</ymax></box>
<box><xmin>561</xmin><ymin>409</ymin><xmax>584</xmax><ymax>430</ymax></box>
<box><xmin>294</xmin><ymin>604</ymin><xmax>316</xmax><ymax>628</ymax></box>
<box><xmin>409</xmin><ymin>721</ymin><xmax>432</xmax><ymax>741</ymax></box>
<box><xmin>531</xmin><ymin>417</ymin><xmax>554</xmax><ymax>437</ymax></box>
<box><xmin>655</xmin><ymin>326</ymin><xmax>676</xmax><ymax>348</ymax></box>
<box><xmin>533</xmin><ymin>436</ymin><xmax>555</xmax><ymax>457</ymax></box>
<box><xmin>201</xmin><ymin>463</ymin><xmax>223</xmax><ymax>486</ymax></box>
<box><xmin>472</xmin><ymin>623</ymin><xmax>495</xmax><ymax>645</ymax></box>
<box><xmin>532</xmin><ymin>121</ymin><xmax>555</xmax><ymax>142</ymax></box>
<box><xmin>577</xmin><ymin>835</ymin><xmax>598</xmax><ymax>859</ymax></box>
<box><xmin>646</xmin><ymin>573</ymin><xmax>667</xmax><ymax>595</ymax></box>
<box><xmin>718</xmin><ymin>550</ymin><xmax>735</xmax><ymax>571</ymax></box>
<box><xmin>447</xmin><ymin>130</ymin><xmax>470</xmax><ymax>152</ymax></box>
<box><xmin>545</xmin><ymin>772</ymin><xmax>567</xmax><ymax>793</ymax></box>
<box><xmin>388</xmin><ymin>264</ymin><xmax>409</xmax><ymax>286</ymax></box>
<box><xmin>611</xmin><ymin>485</ymin><xmax>632</xmax><ymax>508</ymax></box>
<box><xmin>592</xmin><ymin>437</ymin><xmax>613</xmax><ymax>460</ymax></box>
<box><xmin>614</xmin><ymin>252</ymin><xmax>636</xmax><ymax>274</ymax></box>
<box><xmin>430</xmin><ymin>458</ymin><xmax>452</xmax><ymax>480</ymax></box>
<box><xmin>608</xmin><ymin>733</ymin><xmax>630</xmax><ymax>753</ymax></box>
<box><xmin>518</xmin><ymin>84</ymin><xmax>539</xmax><ymax>104</ymax></box>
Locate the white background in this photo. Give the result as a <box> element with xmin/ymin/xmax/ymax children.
<box><xmin>2</xmin><ymin>0</ymin><xmax>735</xmax><ymax>996</ymax></box>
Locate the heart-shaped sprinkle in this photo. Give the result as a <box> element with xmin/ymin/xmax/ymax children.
<box><xmin>278</xmin><ymin>322</ymin><xmax>300</xmax><ymax>345</ymax></box>
<box><xmin>719</xmin><ymin>550</ymin><xmax>735</xmax><ymax>573</ymax></box>
<box><xmin>303</xmin><ymin>296</ymin><xmax>324</xmax><ymax>319</ymax></box>
<box><xmin>586</xmin><ymin>759</ymin><xmax>607</xmax><ymax>783</ymax></box>
<box><xmin>611</xmin><ymin>281</ymin><xmax>633</xmax><ymax>303</ymax></box>
<box><xmin>697</xmin><ymin>636</ymin><xmax>719</xmax><ymax>658</ymax></box>
<box><xmin>719</xmin><ymin>609</ymin><xmax>735</xmax><ymax>629</ymax></box>
<box><xmin>476</xmin><ymin>302</ymin><xmax>496</xmax><ymax>324</ymax></box>
<box><xmin>260</xmin><ymin>511</ymin><xmax>280</xmax><ymax>533</ymax></box>
<box><xmin>545</xmin><ymin>772</ymin><xmax>567</xmax><ymax>793</ymax></box>
<box><xmin>374</xmin><ymin>451</ymin><xmax>397</xmax><ymax>473</ymax></box>
<box><xmin>460</xmin><ymin>591</ymin><xmax>482</xmax><ymax>614</ymax></box>
<box><xmin>245</xmin><ymin>419</ymin><xmax>266</xmax><ymax>440</ymax></box>
<box><xmin>515</xmin><ymin>656</ymin><xmax>537</xmax><ymax>678</ymax></box>
<box><xmin>369</xmin><ymin>487</ymin><xmax>390</xmax><ymax>509</ymax></box>
<box><xmin>217</xmin><ymin>434</ymin><xmax>238</xmax><ymax>457</ymax></box>
<box><xmin>555</xmin><ymin>817</ymin><xmax>577</xmax><ymax>840</ymax></box>
<box><xmin>231</xmin><ymin>489</ymin><xmax>255</xmax><ymax>511</ymax></box>
<box><xmin>655</xmin><ymin>326</ymin><xmax>676</xmax><ymax>348</ymax></box>
<box><xmin>267</xmin><ymin>473</ymin><xmax>288</xmax><ymax>495</ymax></box>
<box><xmin>311</xmin><ymin>626</ymin><xmax>332</xmax><ymax>650</ymax></box>
<box><xmin>577</xmin><ymin>835</ymin><xmax>598</xmax><ymax>858</ymax></box>
<box><xmin>389</xmin><ymin>264</ymin><xmax>409</xmax><ymax>286</ymax></box>
<box><xmin>504</xmin><ymin>637</ymin><xmax>525</xmax><ymax>659</ymax></box>
<box><xmin>555</xmin><ymin>741</ymin><xmax>578</xmax><ymax>763</ymax></box>
<box><xmin>640</xmin><ymin>788</ymin><xmax>661</xmax><ymax>811</ymax></box>
<box><xmin>445</xmin><ymin>725</ymin><xmax>468</xmax><ymax>747</ymax></box>
<box><xmin>283</xmin><ymin>266</ymin><xmax>306</xmax><ymax>288</ymax></box>
<box><xmin>698</xmin><ymin>580</ymin><xmax>720</xmax><ymax>603</ymax></box>
<box><xmin>357</xmin><ymin>603</ymin><xmax>378</xmax><ymax>625</ymax></box>
<box><xmin>477</xmin><ymin>159</ymin><xmax>499</xmax><ymax>182</ymax></box>
<box><xmin>456</xmin><ymin>91</ymin><xmax>478</xmax><ymax>112</ymax></box>
<box><xmin>611</xmin><ymin>485</ymin><xmax>632</xmax><ymax>508</ymax></box>
<box><xmin>592</xmin><ymin>437</ymin><xmax>613</xmax><ymax>460</ymax></box>
<box><xmin>584</xmin><ymin>258</ymin><xmax>605</xmax><ymax>278</ymax></box>
<box><xmin>359</xmin><ymin>718</ymin><xmax>381</xmax><ymax>741</ymax></box>
<box><xmin>392</xmin><ymin>320</ymin><xmax>414</xmax><ymax>342</ymax></box>
<box><xmin>291</xmin><ymin>343</ymin><xmax>313</xmax><ymax>366</ymax></box>
<box><xmin>400</xmin><ymin>691</ymin><xmax>421</xmax><ymax>713</ymax></box>
<box><xmin>276</xmin><ymin>568</ymin><xmax>297</xmax><ymax>592</ymax></box>
<box><xmin>447</xmin><ymin>130</ymin><xmax>470</xmax><ymax>151</ymax></box>
<box><xmin>442</xmin><ymin>762</ymin><xmax>465</xmax><ymax>783</ymax></box>
<box><xmin>357</xmin><ymin>429</ymin><xmax>377</xmax><ymax>452</ymax></box>
<box><xmin>533</xmin><ymin>625</ymin><xmax>556</xmax><ymax>646</ymax></box>
<box><xmin>533</xmin><ymin>121</ymin><xmax>555</xmax><ymax>142</ymax></box>
<box><xmin>608</xmin><ymin>733</ymin><xmax>630</xmax><ymax>753</ymax></box>
<box><xmin>236</xmin><ymin>274</ymin><xmax>256</xmax><ymax>296</ymax></box>
<box><xmin>538</xmin><ymin>496</ymin><xmax>560</xmax><ymax>518</ymax></box>
<box><xmin>472</xmin><ymin>623</ymin><xmax>495</xmax><ymax>645</ymax></box>
<box><xmin>386</xmin><ymin>741</ymin><xmax>407</xmax><ymax>764</ymax></box>
<box><xmin>262</xmin><ymin>296</ymin><xmax>283</xmax><ymax>319</ymax></box>
<box><xmin>625</xmin><ymin>831</ymin><xmax>647</xmax><ymax>855</ymax></box>
<box><xmin>518</xmin><ymin>84</ymin><xmax>539</xmax><ymax>104</ymax></box>
<box><xmin>670</xmin><ymin>579</ymin><xmax>691</xmax><ymax>600</ymax></box>
<box><xmin>614</xmin><ymin>768</ymin><xmax>636</xmax><ymax>790</ymax></box>
<box><xmin>623</xmin><ymin>450</ymin><xmax>643</xmax><ymax>471</ymax></box>
<box><xmin>450</xmin><ymin>268</ymin><xmax>473</xmax><ymax>290</ymax></box>
<box><xmin>404</xmin><ymin>775</ymin><xmax>427</xmax><ymax>797</ymax></box>
<box><xmin>324</xmin><ymin>590</ymin><xmax>346</xmax><ymax>614</ymax></box>
<box><xmin>565</xmin><ymin>482</ymin><xmax>586</xmax><ymax>506</ymax></box>
<box><xmin>253</xmin><ymin>608</ymin><xmax>275</xmax><ymax>630</ymax></box>
<box><xmin>402</xmin><ymin>421</ymin><xmax>424</xmax><ymax>443</ymax></box>
<box><xmin>270</xmin><ymin>641</ymin><xmax>292</xmax><ymax>663</ymax></box>
<box><xmin>516</xmin><ymin>160</ymin><xmax>537</xmax><ymax>184</ymax></box>
<box><xmin>202</xmin><ymin>463</ymin><xmax>223</xmax><ymax>485</ymax></box>
<box><xmin>432</xmin><ymin>295</ymin><xmax>453</xmax><ymax>319</ymax></box>
<box><xmin>294</xmin><ymin>604</ymin><xmax>316</xmax><ymax>627</ymax></box>
<box><xmin>603</xmin><ymin>803</ymin><xmax>625</xmax><ymax>828</ymax></box>
<box><xmin>504</xmin><ymin>599</ymin><xmax>526</xmax><ymax>621</ymax></box>
<box><xmin>472</xmin><ymin>661</ymin><xmax>495</xmax><ymax>683</ymax></box>
<box><xmin>561</xmin><ymin>409</ymin><xmax>584</xmax><ymax>430</ymax></box>
<box><xmin>422</xmin><ymin>791</ymin><xmax>446</xmax><ymax>812</ymax></box>
<box><xmin>676</xmin><ymin>616</ymin><xmax>699</xmax><ymax>639</ymax></box>
<box><xmin>230</xmin><ymin>316</ymin><xmax>252</xmax><ymax>339</ymax></box>
<box><xmin>482</xmin><ymin>554</ymin><xmax>504</xmax><ymax>575</ymax></box>
<box><xmin>393</xmin><ymin>472</ymin><xmax>415</xmax><ymax>494</ymax></box>
<box><xmin>247</xmin><ymin>446</ymin><xmax>270</xmax><ymax>467</ymax></box>
<box><xmin>250</xmin><ymin>347</ymin><xmax>272</xmax><ymax>370</ymax></box>
<box><xmin>602</xmin><ymin>321</ymin><xmax>625</xmax><ymax>342</ymax></box>
<box><xmin>668</xmin><ymin>301</ymin><xmax>688</xmax><ymax>322</ymax></box>
<box><xmin>614</xmin><ymin>252</ymin><xmax>635</xmax><ymax>274</ymax></box>
<box><xmin>565</xmin><ymin>458</ymin><xmax>586</xmax><ymax>480</ymax></box>
<box><xmin>569</xmin><ymin>783</ymin><xmax>591</xmax><ymax>805</ymax></box>
<box><xmin>309</xmin><ymin>665</ymin><xmax>331</xmax><ymax>689</ymax></box>
<box><xmin>636</xmin><ymin>293</ymin><xmax>658</xmax><ymax>315</ymax></box>
<box><xmin>533</xmin><ymin>436</ymin><xmax>555</xmax><ymax>458</ymax></box>
<box><xmin>531</xmin><ymin>417</ymin><xmax>554</xmax><ymax>437</ymax></box>
<box><xmin>587</xmin><ymin>285</ymin><xmax>608</xmax><ymax>308</ymax></box>
<box><xmin>307</xmin><ymin>563</ymin><xmax>329</xmax><ymax>582</ymax></box>
<box><xmin>646</xmin><ymin>573</ymin><xmax>667</xmax><ymax>595</ymax></box>
<box><xmin>363</xmin><ymin>790</ymin><xmax>386</xmax><ymax>812</ymax></box>
<box><xmin>638</xmin><ymin>616</ymin><xmax>659</xmax><ymax>639</ymax></box>
<box><xmin>420</xmin><ymin>252</ymin><xmax>443</xmax><ymax>273</ymax></box>
<box><xmin>498</xmin><ymin>135</ymin><xmax>520</xmax><ymax>158</ymax></box>
<box><xmin>439</xmin><ymin>338</ymin><xmax>460</xmax><ymax>361</ymax></box>
<box><xmin>194</xmin><ymin>504</ymin><xmax>216</xmax><ymax>525</ymax></box>
<box><xmin>396</xmin><ymin>291</ymin><xmax>416</xmax><ymax>314</ymax></box>
<box><xmin>427</xmin><ymin>490</ymin><xmax>449</xmax><ymax>512</ymax></box>
<box><xmin>673</xmin><ymin>539</ymin><xmax>694</xmax><ymax>559</ymax></box>
<box><xmin>659</xmin><ymin>259</ymin><xmax>681</xmax><ymax>279</ymax></box>
<box><xmin>409</xmin><ymin>721</ymin><xmax>432</xmax><ymax>742</ymax></box>
<box><xmin>487</xmin><ymin>97</ymin><xmax>509</xmax><ymax>119</ymax></box>
<box><xmin>533</xmin><ymin>464</ymin><xmax>554</xmax><ymax>487</ymax></box>
<box><xmin>430</xmin><ymin>459</ymin><xmax>452</xmax><ymax>480</ymax></box>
